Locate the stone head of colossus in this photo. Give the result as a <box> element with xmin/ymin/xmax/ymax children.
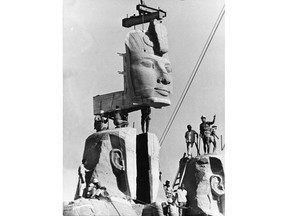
<box><xmin>93</xmin><ymin>20</ymin><xmax>172</xmax><ymax>114</ymax></box>
<box><xmin>125</xmin><ymin>20</ymin><xmax>172</xmax><ymax>108</ymax></box>
<box><xmin>182</xmin><ymin>155</ymin><xmax>225</xmax><ymax>216</ymax></box>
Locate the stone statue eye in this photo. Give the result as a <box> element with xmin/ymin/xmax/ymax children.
<box><xmin>141</xmin><ymin>60</ymin><xmax>154</xmax><ymax>68</ymax></box>
<box><xmin>165</xmin><ymin>66</ymin><xmax>172</xmax><ymax>73</ymax></box>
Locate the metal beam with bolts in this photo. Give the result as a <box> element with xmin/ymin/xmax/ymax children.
<box><xmin>122</xmin><ymin>4</ymin><xmax>167</xmax><ymax>28</ymax></box>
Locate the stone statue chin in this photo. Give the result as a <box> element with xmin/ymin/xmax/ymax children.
<box><xmin>125</xmin><ymin>20</ymin><xmax>173</xmax><ymax>108</ymax></box>
<box><xmin>182</xmin><ymin>155</ymin><xmax>225</xmax><ymax>216</ymax></box>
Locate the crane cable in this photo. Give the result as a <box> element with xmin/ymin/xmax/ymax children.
<box><xmin>159</xmin><ymin>5</ymin><xmax>225</xmax><ymax>146</ymax></box>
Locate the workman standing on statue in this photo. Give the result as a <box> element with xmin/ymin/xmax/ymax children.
<box><xmin>163</xmin><ymin>180</ymin><xmax>171</xmax><ymax>194</ymax></box>
<box><xmin>164</xmin><ymin>180</ymin><xmax>174</xmax><ymax>201</ymax></box>
<box><xmin>176</xmin><ymin>184</ymin><xmax>187</xmax><ymax>216</ymax></box>
<box><xmin>185</xmin><ymin>125</ymin><xmax>199</xmax><ymax>157</ymax></box>
<box><xmin>200</xmin><ymin>115</ymin><xmax>216</xmax><ymax>154</ymax></box>
<box><xmin>167</xmin><ymin>200</ymin><xmax>179</xmax><ymax>216</ymax></box>
<box><xmin>112</xmin><ymin>106</ymin><xmax>129</xmax><ymax>128</ymax></box>
<box><xmin>94</xmin><ymin>110</ymin><xmax>108</xmax><ymax>132</ymax></box>
<box><xmin>74</xmin><ymin>159</ymin><xmax>91</xmax><ymax>200</ymax></box>
<box><xmin>141</xmin><ymin>106</ymin><xmax>151</xmax><ymax>133</ymax></box>
<box><xmin>86</xmin><ymin>178</ymin><xmax>101</xmax><ymax>199</ymax></box>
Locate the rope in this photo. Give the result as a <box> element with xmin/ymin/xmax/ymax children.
<box><xmin>108</xmin><ymin>195</ymin><xmax>159</xmax><ymax>210</ymax></box>
<box><xmin>159</xmin><ymin>5</ymin><xmax>225</xmax><ymax>146</ymax></box>
<box><xmin>109</xmin><ymin>197</ymin><xmax>122</xmax><ymax>216</ymax></box>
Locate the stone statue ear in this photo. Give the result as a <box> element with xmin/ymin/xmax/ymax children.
<box><xmin>110</xmin><ymin>149</ymin><xmax>125</xmax><ymax>173</ymax></box>
<box><xmin>211</xmin><ymin>175</ymin><xmax>225</xmax><ymax>196</ymax></box>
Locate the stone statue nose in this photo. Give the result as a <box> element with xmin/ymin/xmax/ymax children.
<box><xmin>157</xmin><ymin>78</ymin><xmax>170</xmax><ymax>85</ymax></box>
<box><xmin>157</xmin><ymin>74</ymin><xmax>171</xmax><ymax>85</ymax></box>
<box><xmin>161</xmin><ymin>77</ymin><xmax>170</xmax><ymax>85</ymax></box>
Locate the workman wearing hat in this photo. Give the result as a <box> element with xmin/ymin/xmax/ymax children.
<box><xmin>94</xmin><ymin>110</ymin><xmax>108</xmax><ymax>132</ymax></box>
<box><xmin>163</xmin><ymin>180</ymin><xmax>175</xmax><ymax>207</ymax></box>
<box><xmin>199</xmin><ymin>115</ymin><xmax>216</xmax><ymax>154</ymax></box>
<box><xmin>86</xmin><ymin>178</ymin><xmax>101</xmax><ymax>199</ymax></box>
<box><xmin>112</xmin><ymin>106</ymin><xmax>129</xmax><ymax>128</ymax></box>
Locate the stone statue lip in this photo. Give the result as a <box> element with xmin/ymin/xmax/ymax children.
<box><xmin>154</xmin><ymin>87</ymin><xmax>170</xmax><ymax>96</ymax></box>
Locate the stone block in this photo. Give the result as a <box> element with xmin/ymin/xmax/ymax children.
<box><xmin>83</xmin><ymin>127</ymin><xmax>137</xmax><ymax>199</ymax></box>
<box><xmin>136</xmin><ymin>133</ymin><xmax>160</xmax><ymax>203</ymax></box>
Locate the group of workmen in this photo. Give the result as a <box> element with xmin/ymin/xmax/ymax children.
<box><xmin>185</xmin><ymin>114</ymin><xmax>218</xmax><ymax>157</ymax></box>
<box><xmin>75</xmin><ymin>159</ymin><xmax>187</xmax><ymax>216</ymax></box>
<box><xmin>163</xmin><ymin>180</ymin><xmax>188</xmax><ymax>216</ymax></box>
<box><xmin>74</xmin><ymin>159</ymin><xmax>109</xmax><ymax>200</ymax></box>
<box><xmin>95</xmin><ymin>108</ymin><xmax>218</xmax><ymax>156</ymax></box>
<box><xmin>94</xmin><ymin>106</ymin><xmax>151</xmax><ymax>133</ymax></box>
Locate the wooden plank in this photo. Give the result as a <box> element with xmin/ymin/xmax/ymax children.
<box><xmin>93</xmin><ymin>91</ymin><xmax>125</xmax><ymax>114</ymax></box>
<box><xmin>93</xmin><ymin>91</ymin><xmax>146</xmax><ymax>115</ymax></box>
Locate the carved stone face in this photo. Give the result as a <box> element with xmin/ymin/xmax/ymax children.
<box><xmin>125</xmin><ymin>26</ymin><xmax>172</xmax><ymax>108</ymax></box>
<box><xmin>130</xmin><ymin>51</ymin><xmax>172</xmax><ymax>105</ymax></box>
<box><xmin>182</xmin><ymin>155</ymin><xmax>225</xmax><ymax>216</ymax></box>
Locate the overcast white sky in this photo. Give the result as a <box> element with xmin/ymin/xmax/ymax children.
<box><xmin>63</xmin><ymin>0</ymin><xmax>224</xmax><ymax>201</ymax></box>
